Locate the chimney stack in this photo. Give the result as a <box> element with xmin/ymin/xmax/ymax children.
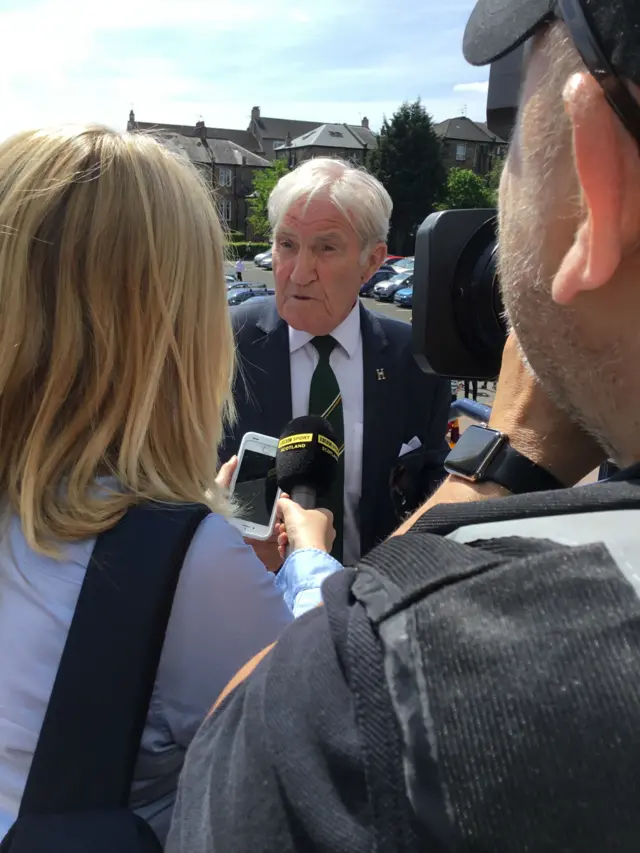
<box><xmin>361</xmin><ymin>116</ymin><xmax>369</xmax><ymax>130</ymax></box>
<box><xmin>127</xmin><ymin>109</ymin><xmax>136</xmax><ymax>131</ymax></box>
<box><xmin>195</xmin><ymin>119</ymin><xmax>207</xmax><ymax>143</ymax></box>
<box><xmin>251</xmin><ymin>106</ymin><xmax>261</xmax><ymax>122</ymax></box>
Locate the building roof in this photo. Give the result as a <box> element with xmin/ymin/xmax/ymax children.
<box><xmin>345</xmin><ymin>124</ymin><xmax>378</xmax><ymax>148</ymax></box>
<box><xmin>252</xmin><ymin>116</ymin><xmax>324</xmax><ymax>141</ymax></box>
<box><xmin>276</xmin><ymin>123</ymin><xmax>371</xmax><ymax>151</ymax></box>
<box><xmin>208</xmin><ymin>139</ymin><xmax>269</xmax><ymax>167</ymax></box>
<box><xmin>134</xmin><ymin>121</ymin><xmax>261</xmax><ymax>153</ymax></box>
<box><xmin>151</xmin><ymin>132</ymin><xmax>269</xmax><ymax>168</ymax></box>
<box><xmin>434</xmin><ymin>116</ymin><xmax>506</xmax><ymax>144</ymax></box>
<box><xmin>475</xmin><ymin>122</ymin><xmax>508</xmax><ymax>144</ymax></box>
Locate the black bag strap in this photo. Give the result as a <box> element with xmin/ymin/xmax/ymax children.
<box><xmin>19</xmin><ymin>502</ymin><xmax>210</xmax><ymax>815</ymax></box>
<box><xmin>412</xmin><ymin>477</ymin><xmax>640</xmax><ymax>537</ymax></box>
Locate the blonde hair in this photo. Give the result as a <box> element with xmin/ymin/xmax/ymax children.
<box><xmin>0</xmin><ymin>125</ymin><xmax>235</xmax><ymax>555</ymax></box>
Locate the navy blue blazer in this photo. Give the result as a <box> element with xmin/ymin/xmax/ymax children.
<box><xmin>221</xmin><ymin>298</ymin><xmax>450</xmax><ymax>557</ymax></box>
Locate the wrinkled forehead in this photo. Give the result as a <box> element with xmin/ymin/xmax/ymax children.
<box><xmin>275</xmin><ymin>193</ymin><xmax>359</xmax><ymax>240</ymax></box>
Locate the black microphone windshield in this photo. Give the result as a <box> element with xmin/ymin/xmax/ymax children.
<box><xmin>275</xmin><ymin>416</ymin><xmax>339</xmax><ymax>495</ymax></box>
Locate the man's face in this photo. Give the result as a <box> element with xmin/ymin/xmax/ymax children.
<box><xmin>272</xmin><ymin>195</ymin><xmax>384</xmax><ymax>336</ymax></box>
<box><xmin>498</xmin><ymin>28</ymin><xmax>636</xmax><ymax>459</ymax></box>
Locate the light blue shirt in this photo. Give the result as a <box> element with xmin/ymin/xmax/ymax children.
<box><xmin>0</xmin><ymin>511</ymin><xmax>341</xmax><ymax>844</ymax></box>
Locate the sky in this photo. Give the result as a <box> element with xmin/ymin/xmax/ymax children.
<box><xmin>0</xmin><ymin>0</ymin><xmax>489</xmax><ymax>142</ymax></box>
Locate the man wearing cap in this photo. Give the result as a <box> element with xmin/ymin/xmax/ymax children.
<box><xmin>168</xmin><ymin>2</ymin><xmax>640</xmax><ymax>851</ymax></box>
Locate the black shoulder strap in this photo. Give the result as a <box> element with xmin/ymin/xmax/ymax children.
<box><xmin>412</xmin><ymin>478</ymin><xmax>640</xmax><ymax>537</ymax></box>
<box><xmin>19</xmin><ymin>502</ymin><xmax>210</xmax><ymax>815</ymax></box>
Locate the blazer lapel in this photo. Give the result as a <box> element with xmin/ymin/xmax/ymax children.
<box><xmin>360</xmin><ymin>304</ymin><xmax>394</xmax><ymax>549</ymax></box>
<box><xmin>251</xmin><ymin>302</ymin><xmax>293</xmax><ymax>438</ymax></box>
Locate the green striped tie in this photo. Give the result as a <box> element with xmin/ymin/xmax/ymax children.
<box><xmin>308</xmin><ymin>336</ymin><xmax>344</xmax><ymax>563</ymax></box>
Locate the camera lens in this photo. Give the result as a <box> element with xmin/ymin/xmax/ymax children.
<box><xmin>452</xmin><ymin>218</ymin><xmax>506</xmax><ymax>367</ymax></box>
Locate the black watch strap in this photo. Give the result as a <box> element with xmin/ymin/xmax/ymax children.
<box><xmin>484</xmin><ymin>441</ymin><xmax>563</xmax><ymax>494</ymax></box>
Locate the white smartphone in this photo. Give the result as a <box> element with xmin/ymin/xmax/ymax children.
<box><xmin>228</xmin><ymin>432</ymin><xmax>282</xmax><ymax>541</ymax></box>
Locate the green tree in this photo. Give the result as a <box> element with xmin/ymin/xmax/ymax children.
<box><xmin>367</xmin><ymin>99</ymin><xmax>446</xmax><ymax>256</ymax></box>
<box><xmin>437</xmin><ymin>167</ymin><xmax>495</xmax><ymax>210</ymax></box>
<box><xmin>484</xmin><ymin>158</ymin><xmax>505</xmax><ymax>206</ymax></box>
<box><xmin>247</xmin><ymin>159</ymin><xmax>289</xmax><ymax>239</ymax></box>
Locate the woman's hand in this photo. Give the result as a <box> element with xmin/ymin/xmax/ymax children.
<box><xmin>276</xmin><ymin>497</ymin><xmax>335</xmax><ymax>561</ymax></box>
<box><xmin>215</xmin><ymin>456</ymin><xmax>238</xmax><ymax>492</ymax></box>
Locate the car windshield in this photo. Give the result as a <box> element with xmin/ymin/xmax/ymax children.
<box><xmin>388</xmin><ymin>273</ymin><xmax>411</xmax><ymax>284</ymax></box>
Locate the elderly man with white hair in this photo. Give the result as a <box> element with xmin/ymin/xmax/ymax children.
<box><xmin>220</xmin><ymin>157</ymin><xmax>451</xmax><ymax>567</ymax></box>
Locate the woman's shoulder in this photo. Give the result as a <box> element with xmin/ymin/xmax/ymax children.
<box><xmin>187</xmin><ymin>511</ymin><xmax>250</xmax><ymax>560</ymax></box>
<box><xmin>176</xmin><ymin>511</ymin><xmax>280</xmax><ymax>604</ymax></box>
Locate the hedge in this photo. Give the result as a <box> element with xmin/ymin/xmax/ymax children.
<box><xmin>226</xmin><ymin>241</ymin><xmax>271</xmax><ymax>260</ymax></box>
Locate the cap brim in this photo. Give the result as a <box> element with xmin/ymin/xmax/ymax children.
<box><xmin>463</xmin><ymin>0</ymin><xmax>556</xmax><ymax>66</ymax></box>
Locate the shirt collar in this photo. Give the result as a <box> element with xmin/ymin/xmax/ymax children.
<box><xmin>288</xmin><ymin>301</ymin><xmax>361</xmax><ymax>358</ymax></box>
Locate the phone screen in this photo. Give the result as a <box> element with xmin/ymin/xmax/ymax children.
<box><xmin>234</xmin><ymin>449</ymin><xmax>278</xmax><ymax>527</ymax></box>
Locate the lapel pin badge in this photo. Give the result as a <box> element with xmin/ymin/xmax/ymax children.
<box><xmin>377</xmin><ymin>368</ymin><xmax>386</xmax><ymax>381</ymax></box>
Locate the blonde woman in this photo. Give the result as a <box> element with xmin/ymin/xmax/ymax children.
<box><xmin>0</xmin><ymin>126</ymin><xmax>340</xmax><ymax>844</ymax></box>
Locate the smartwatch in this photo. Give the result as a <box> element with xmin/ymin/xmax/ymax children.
<box><xmin>444</xmin><ymin>425</ymin><xmax>563</xmax><ymax>494</ymax></box>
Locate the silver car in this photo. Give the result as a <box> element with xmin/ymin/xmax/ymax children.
<box><xmin>373</xmin><ymin>272</ymin><xmax>413</xmax><ymax>302</ymax></box>
<box><xmin>254</xmin><ymin>249</ymin><xmax>273</xmax><ymax>268</ymax></box>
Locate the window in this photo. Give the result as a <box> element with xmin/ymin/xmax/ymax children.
<box><xmin>455</xmin><ymin>143</ymin><xmax>467</xmax><ymax>161</ymax></box>
<box><xmin>329</xmin><ymin>130</ymin><xmax>344</xmax><ymax>138</ymax></box>
<box><xmin>272</xmin><ymin>139</ymin><xmax>285</xmax><ymax>148</ymax></box>
<box><xmin>220</xmin><ymin>200</ymin><xmax>232</xmax><ymax>222</ymax></box>
<box><xmin>219</xmin><ymin>166</ymin><xmax>233</xmax><ymax>187</ymax></box>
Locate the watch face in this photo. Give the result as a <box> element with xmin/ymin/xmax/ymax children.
<box><xmin>445</xmin><ymin>425</ymin><xmax>504</xmax><ymax>480</ymax></box>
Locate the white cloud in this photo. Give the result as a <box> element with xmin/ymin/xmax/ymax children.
<box><xmin>454</xmin><ymin>81</ymin><xmax>490</xmax><ymax>93</ymax></box>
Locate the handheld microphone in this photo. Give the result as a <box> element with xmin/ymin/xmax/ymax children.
<box><xmin>275</xmin><ymin>415</ymin><xmax>340</xmax><ymax>510</ymax></box>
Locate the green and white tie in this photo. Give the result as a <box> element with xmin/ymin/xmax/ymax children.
<box><xmin>308</xmin><ymin>336</ymin><xmax>344</xmax><ymax>562</ymax></box>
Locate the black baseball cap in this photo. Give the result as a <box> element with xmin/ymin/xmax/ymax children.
<box><xmin>463</xmin><ymin>0</ymin><xmax>640</xmax><ymax>141</ymax></box>
<box><xmin>464</xmin><ymin>0</ymin><xmax>640</xmax><ymax>79</ymax></box>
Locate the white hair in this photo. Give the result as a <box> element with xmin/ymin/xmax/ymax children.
<box><xmin>268</xmin><ymin>157</ymin><xmax>392</xmax><ymax>256</ymax></box>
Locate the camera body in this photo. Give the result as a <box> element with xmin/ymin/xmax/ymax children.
<box><xmin>413</xmin><ymin>209</ymin><xmax>503</xmax><ymax>380</ymax></box>
<box><xmin>413</xmin><ymin>46</ymin><xmax>525</xmax><ymax>380</ymax></box>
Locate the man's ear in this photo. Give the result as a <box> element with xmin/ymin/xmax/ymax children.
<box><xmin>553</xmin><ymin>72</ymin><xmax>640</xmax><ymax>304</ymax></box>
<box><xmin>361</xmin><ymin>243</ymin><xmax>387</xmax><ymax>282</ymax></box>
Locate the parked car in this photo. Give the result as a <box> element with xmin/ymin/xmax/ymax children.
<box><xmin>393</xmin><ymin>285</ymin><xmax>413</xmax><ymax>308</ymax></box>
<box><xmin>253</xmin><ymin>249</ymin><xmax>271</xmax><ymax>266</ymax></box>
<box><xmin>226</xmin><ymin>273</ymin><xmax>237</xmax><ymax>285</ymax></box>
<box><xmin>261</xmin><ymin>255</ymin><xmax>273</xmax><ymax>270</ymax></box>
<box><xmin>385</xmin><ymin>255</ymin><xmax>404</xmax><ymax>264</ymax></box>
<box><xmin>360</xmin><ymin>264</ymin><xmax>397</xmax><ymax>296</ymax></box>
<box><xmin>227</xmin><ymin>286</ymin><xmax>275</xmax><ymax>306</ymax></box>
<box><xmin>227</xmin><ymin>280</ymin><xmax>267</xmax><ymax>291</ymax></box>
<box><xmin>373</xmin><ymin>272</ymin><xmax>413</xmax><ymax>302</ymax></box>
<box><xmin>391</xmin><ymin>256</ymin><xmax>415</xmax><ymax>274</ymax></box>
<box><xmin>254</xmin><ymin>250</ymin><xmax>273</xmax><ymax>268</ymax></box>
<box><xmin>238</xmin><ymin>294</ymin><xmax>273</xmax><ymax>306</ymax></box>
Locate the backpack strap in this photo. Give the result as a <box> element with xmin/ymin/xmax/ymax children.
<box><xmin>19</xmin><ymin>502</ymin><xmax>210</xmax><ymax>815</ymax></box>
<box><xmin>412</xmin><ymin>478</ymin><xmax>640</xmax><ymax>537</ymax></box>
<box><xmin>348</xmin><ymin>534</ymin><xmax>495</xmax><ymax>852</ymax></box>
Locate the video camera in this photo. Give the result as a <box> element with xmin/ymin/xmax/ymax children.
<box><xmin>412</xmin><ymin>46</ymin><xmax>525</xmax><ymax>380</ymax></box>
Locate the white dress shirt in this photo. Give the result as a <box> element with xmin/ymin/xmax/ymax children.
<box><xmin>289</xmin><ymin>302</ymin><xmax>364</xmax><ymax>566</ymax></box>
